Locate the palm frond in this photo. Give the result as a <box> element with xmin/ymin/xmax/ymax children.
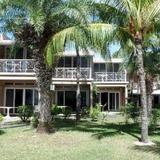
<box><xmin>142</xmin><ymin>0</ymin><xmax>160</xmax><ymax>29</ymax></box>
<box><xmin>46</xmin><ymin>23</ymin><xmax>117</xmax><ymax>65</ymax></box>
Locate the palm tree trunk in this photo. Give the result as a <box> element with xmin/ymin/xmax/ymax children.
<box><xmin>33</xmin><ymin>49</ymin><xmax>53</xmax><ymax>133</ymax></box>
<box><xmin>146</xmin><ymin>79</ymin><xmax>153</xmax><ymax>117</ymax></box>
<box><xmin>75</xmin><ymin>45</ymin><xmax>81</xmax><ymax>122</ymax></box>
<box><xmin>135</xmin><ymin>33</ymin><xmax>148</xmax><ymax>143</ymax></box>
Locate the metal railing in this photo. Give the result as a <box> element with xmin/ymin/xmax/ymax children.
<box><xmin>53</xmin><ymin>67</ymin><xmax>91</xmax><ymax>79</ymax></box>
<box><xmin>94</xmin><ymin>72</ymin><xmax>126</xmax><ymax>82</ymax></box>
<box><xmin>0</xmin><ymin>59</ymin><xmax>127</xmax><ymax>82</ymax></box>
<box><xmin>0</xmin><ymin>59</ymin><xmax>35</xmax><ymax>72</ymax></box>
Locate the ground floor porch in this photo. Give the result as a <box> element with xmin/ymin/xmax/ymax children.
<box><xmin>0</xmin><ymin>80</ymin><xmax>128</xmax><ymax>115</ymax></box>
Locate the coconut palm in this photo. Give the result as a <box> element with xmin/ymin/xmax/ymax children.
<box><xmin>94</xmin><ymin>0</ymin><xmax>160</xmax><ymax>143</ymax></box>
<box><xmin>47</xmin><ymin>23</ymin><xmax>116</xmax><ymax>121</ymax></box>
<box><xmin>47</xmin><ymin>0</ymin><xmax>160</xmax><ymax>142</ymax></box>
<box><xmin>0</xmin><ymin>0</ymin><xmax>92</xmax><ymax>132</ymax></box>
<box><xmin>113</xmin><ymin>34</ymin><xmax>160</xmax><ymax>116</ymax></box>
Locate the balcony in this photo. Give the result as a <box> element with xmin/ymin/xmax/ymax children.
<box><xmin>0</xmin><ymin>59</ymin><xmax>35</xmax><ymax>73</ymax></box>
<box><xmin>53</xmin><ymin>67</ymin><xmax>91</xmax><ymax>79</ymax></box>
<box><xmin>0</xmin><ymin>59</ymin><xmax>91</xmax><ymax>80</ymax></box>
<box><xmin>94</xmin><ymin>72</ymin><xmax>126</xmax><ymax>82</ymax></box>
<box><xmin>0</xmin><ymin>59</ymin><xmax>127</xmax><ymax>82</ymax></box>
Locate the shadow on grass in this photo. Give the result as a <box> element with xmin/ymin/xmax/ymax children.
<box><xmin>0</xmin><ymin>130</ymin><xmax>5</xmax><ymax>135</ymax></box>
<box><xmin>54</xmin><ymin>118</ymin><xmax>141</xmax><ymax>140</ymax></box>
<box><xmin>132</xmin><ymin>141</ymin><xmax>160</xmax><ymax>156</ymax></box>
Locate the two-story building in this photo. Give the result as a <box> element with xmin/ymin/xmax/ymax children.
<box><xmin>0</xmin><ymin>34</ymin><xmax>129</xmax><ymax>115</ymax></box>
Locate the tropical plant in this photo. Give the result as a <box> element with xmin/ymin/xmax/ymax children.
<box><xmin>51</xmin><ymin>104</ymin><xmax>62</xmax><ymax>116</ymax></box>
<box><xmin>62</xmin><ymin>106</ymin><xmax>73</xmax><ymax>119</ymax></box>
<box><xmin>0</xmin><ymin>0</ymin><xmax>92</xmax><ymax>132</ymax></box>
<box><xmin>91</xmin><ymin>0</ymin><xmax>160</xmax><ymax>143</ymax></box>
<box><xmin>0</xmin><ymin>113</ymin><xmax>3</xmax><ymax>123</ymax></box>
<box><xmin>150</xmin><ymin>108</ymin><xmax>160</xmax><ymax>129</ymax></box>
<box><xmin>17</xmin><ymin>105</ymin><xmax>33</xmax><ymax>122</ymax></box>
<box><xmin>121</xmin><ymin>103</ymin><xmax>140</xmax><ymax>123</ymax></box>
<box><xmin>31</xmin><ymin>112</ymin><xmax>39</xmax><ymax>128</ymax></box>
<box><xmin>90</xmin><ymin>103</ymin><xmax>101</xmax><ymax>120</ymax></box>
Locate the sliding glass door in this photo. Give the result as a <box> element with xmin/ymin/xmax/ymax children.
<box><xmin>100</xmin><ymin>92</ymin><xmax>120</xmax><ymax>111</ymax></box>
<box><xmin>5</xmin><ymin>88</ymin><xmax>38</xmax><ymax>114</ymax></box>
<box><xmin>56</xmin><ymin>91</ymin><xmax>88</xmax><ymax>110</ymax></box>
<box><xmin>15</xmin><ymin>89</ymin><xmax>23</xmax><ymax>113</ymax></box>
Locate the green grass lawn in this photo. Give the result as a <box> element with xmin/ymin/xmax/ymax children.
<box><xmin>0</xmin><ymin>116</ymin><xmax>160</xmax><ymax>160</ymax></box>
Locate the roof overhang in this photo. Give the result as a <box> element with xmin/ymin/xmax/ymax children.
<box><xmin>0</xmin><ymin>40</ymin><xmax>15</xmax><ymax>45</ymax></box>
<box><xmin>133</xmin><ymin>89</ymin><xmax>160</xmax><ymax>95</ymax></box>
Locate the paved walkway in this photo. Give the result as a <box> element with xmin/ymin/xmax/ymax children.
<box><xmin>1</xmin><ymin>116</ymin><xmax>22</xmax><ymax>128</ymax></box>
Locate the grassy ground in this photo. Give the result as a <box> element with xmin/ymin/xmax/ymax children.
<box><xmin>0</xmin><ymin>116</ymin><xmax>160</xmax><ymax>160</ymax></box>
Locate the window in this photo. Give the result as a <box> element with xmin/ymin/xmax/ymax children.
<box><xmin>57</xmin><ymin>91</ymin><xmax>64</xmax><ymax>106</ymax></box>
<box><xmin>65</xmin><ymin>91</ymin><xmax>76</xmax><ymax>110</ymax></box>
<box><xmin>27</xmin><ymin>50</ymin><xmax>32</xmax><ymax>59</ymax></box>
<box><xmin>34</xmin><ymin>90</ymin><xmax>38</xmax><ymax>105</ymax></box>
<box><xmin>94</xmin><ymin>64</ymin><xmax>99</xmax><ymax>72</ymax></box>
<box><xmin>81</xmin><ymin>91</ymin><xmax>87</xmax><ymax>107</ymax></box>
<box><xmin>114</xmin><ymin>63</ymin><xmax>120</xmax><ymax>72</ymax></box>
<box><xmin>106</xmin><ymin>63</ymin><xmax>113</xmax><ymax>72</ymax></box>
<box><xmin>5</xmin><ymin>88</ymin><xmax>38</xmax><ymax>114</ymax></box>
<box><xmin>15</xmin><ymin>48</ymin><xmax>24</xmax><ymax>59</ymax></box>
<box><xmin>81</xmin><ymin>57</ymin><xmax>88</xmax><ymax>67</ymax></box>
<box><xmin>99</xmin><ymin>64</ymin><xmax>106</xmax><ymax>72</ymax></box>
<box><xmin>57</xmin><ymin>57</ymin><xmax>64</xmax><ymax>67</ymax></box>
<box><xmin>64</xmin><ymin>57</ymin><xmax>72</xmax><ymax>67</ymax></box>
<box><xmin>99</xmin><ymin>92</ymin><xmax>120</xmax><ymax>111</ymax></box>
<box><xmin>73</xmin><ymin>57</ymin><xmax>77</xmax><ymax>67</ymax></box>
<box><xmin>6</xmin><ymin>89</ymin><xmax>14</xmax><ymax>113</ymax></box>
<box><xmin>25</xmin><ymin>89</ymin><xmax>33</xmax><ymax>105</ymax></box>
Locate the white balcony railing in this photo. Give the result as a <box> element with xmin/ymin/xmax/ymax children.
<box><xmin>0</xmin><ymin>59</ymin><xmax>35</xmax><ymax>72</ymax></box>
<box><xmin>53</xmin><ymin>67</ymin><xmax>91</xmax><ymax>79</ymax></box>
<box><xmin>94</xmin><ymin>72</ymin><xmax>126</xmax><ymax>82</ymax></box>
<box><xmin>0</xmin><ymin>59</ymin><xmax>127</xmax><ymax>82</ymax></box>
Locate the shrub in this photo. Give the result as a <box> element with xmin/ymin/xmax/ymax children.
<box><xmin>150</xmin><ymin>108</ymin><xmax>160</xmax><ymax>129</ymax></box>
<box><xmin>98</xmin><ymin>112</ymin><xmax>107</xmax><ymax>124</ymax></box>
<box><xmin>31</xmin><ymin>112</ymin><xmax>39</xmax><ymax>128</ymax></box>
<box><xmin>51</xmin><ymin>104</ymin><xmax>62</xmax><ymax>116</ymax></box>
<box><xmin>62</xmin><ymin>106</ymin><xmax>72</xmax><ymax>119</ymax></box>
<box><xmin>121</xmin><ymin>103</ymin><xmax>140</xmax><ymax>123</ymax></box>
<box><xmin>81</xmin><ymin>106</ymin><xmax>90</xmax><ymax>117</ymax></box>
<box><xmin>90</xmin><ymin>103</ymin><xmax>101</xmax><ymax>120</ymax></box>
<box><xmin>0</xmin><ymin>113</ymin><xmax>3</xmax><ymax>123</ymax></box>
<box><xmin>17</xmin><ymin>105</ymin><xmax>33</xmax><ymax>122</ymax></box>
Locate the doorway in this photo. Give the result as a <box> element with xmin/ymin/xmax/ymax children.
<box><xmin>100</xmin><ymin>92</ymin><xmax>120</xmax><ymax>111</ymax></box>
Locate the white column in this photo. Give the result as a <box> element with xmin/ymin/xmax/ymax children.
<box><xmin>89</xmin><ymin>56</ymin><xmax>93</xmax><ymax>79</ymax></box>
<box><xmin>124</xmin><ymin>69</ymin><xmax>127</xmax><ymax>82</ymax></box>
<box><xmin>6</xmin><ymin>107</ymin><xmax>11</xmax><ymax>118</ymax></box>
<box><xmin>125</xmin><ymin>86</ymin><xmax>128</xmax><ymax>104</ymax></box>
<box><xmin>90</xmin><ymin>83</ymin><xmax>93</xmax><ymax>113</ymax></box>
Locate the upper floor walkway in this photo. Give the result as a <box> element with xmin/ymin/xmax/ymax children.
<box><xmin>0</xmin><ymin>59</ymin><xmax>127</xmax><ymax>83</ymax></box>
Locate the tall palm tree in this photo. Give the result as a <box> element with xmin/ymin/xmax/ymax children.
<box><xmin>0</xmin><ymin>0</ymin><xmax>91</xmax><ymax>133</ymax></box>
<box><xmin>92</xmin><ymin>0</ymin><xmax>160</xmax><ymax>143</ymax></box>
<box><xmin>113</xmin><ymin>34</ymin><xmax>160</xmax><ymax>116</ymax></box>
<box><xmin>46</xmin><ymin>23</ymin><xmax>116</xmax><ymax>121</ymax></box>
<box><xmin>47</xmin><ymin>0</ymin><xmax>160</xmax><ymax>142</ymax></box>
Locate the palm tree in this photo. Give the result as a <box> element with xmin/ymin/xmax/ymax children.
<box><xmin>46</xmin><ymin>23</ymin><xmax>116</xmax><ymax>121</ymax></box>
<box><xmin>91</xmin><ymin>0</ymin><xmax>160</xmax><ymax>143</ymax></box>
<box><xmin>0</xmin><ymin>0</ymin><xmax>91</xmax><ymax>133</ymax></box>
